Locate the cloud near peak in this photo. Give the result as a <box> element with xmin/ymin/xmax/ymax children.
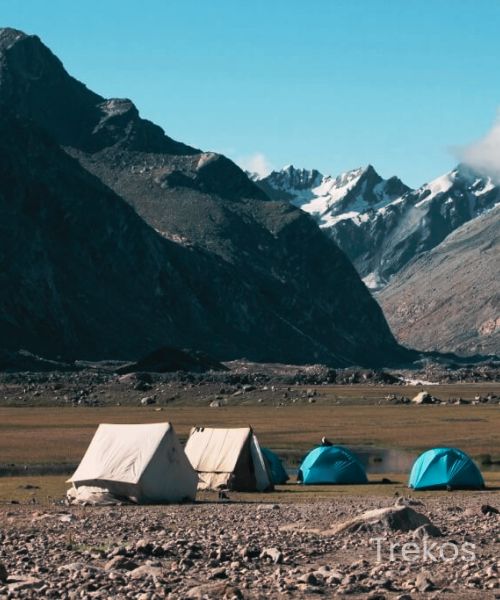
<box><xmin>457</xmin><ymin>110</ymin><xmax>500</xmax><ymax>182</ymax></box>
<box><xmin>236</xmin><ymin>152</ymin><xmax>273</xmax><ymax>178</ymax></box>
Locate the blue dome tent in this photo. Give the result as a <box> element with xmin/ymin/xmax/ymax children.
<box><xmin>409</xmin><ymin>448</ymin><xmax>484</xmax><ymax>490</ymax></box>
<box><xmin>298</xmin><ymin>446</ymin><xmax>368</xmax><ymax>485</ymax></box>
<box><xmin>261</xmin><ymin>448</ymin><xmax>289</xmax><ymax>484</ymax></box>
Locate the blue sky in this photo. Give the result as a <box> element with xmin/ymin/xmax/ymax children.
<box><xmin>3</xmin><ymin>0</ymin><xmax>500</xmax><ymax>187</ymax></box>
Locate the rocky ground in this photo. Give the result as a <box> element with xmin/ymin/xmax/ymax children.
<box><xmin>0</xmin><ymin>361</ymin><xmax>499</xmax><ymax>409</ymax></box>
<box><xmin>0</xmin><ymin>494</ymin><xmax>498</xmax><ymax>599</ymax></box>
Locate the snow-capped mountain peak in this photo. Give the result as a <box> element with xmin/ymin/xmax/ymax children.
<box><xmin>256</xmin><ymin>163</ymin><xmax>409</xmax><ymax>227</ymax></box>
<box><xmin>261</xmin><ymin>165</ymin><xmax>323</xmax><ymax>191</ymax></box>
<box><xmin>326</xmin><ymin>164</ymin><xmax>372</xmax><ymax>189</ymax></box>
<box><xmin>414</xmin><ymin>164</ymin><xmax>495</xmax><ymax>208</ymax></box>
<box><xmin>254</xmin><ymin>161</ymin><xmax>499</xmax><ymax>293</ymax></box>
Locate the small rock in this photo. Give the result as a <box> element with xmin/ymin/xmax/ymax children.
<box><xmin>7</xmin><ymin>577</ymin><xmax>43</xmax><ymax>591</ymax></box>
<box><xmin>185</xmin><ymin>582</ymin><xmax>241</xmax><ymax>599</ymax></box>
<box><xmin>481</xmin><ymin>504</ymin><xmax>499</xmax><ymax>515</ymax></box>
<box><xmin>415</xmin><ymin>571</ymin><xmax>436</xmax><ymax>592</ymax></box>
<box><xmin>395</xmin><ymin>497</ymin><xmax>425</xmax><ymax>508</ymax></box>
<box><xmin>209</xmin><ymin>567</ymin><xmax>228</xmax><ymax>579</ymax></box>
<box><xmin>135</xmin><ymin>539</ymin><xmax>154</xmax><ymax>554</ymax></box>
<box><xmin>298</xmin><ymin>572</ymin><xmax>319</xmax><ymax>586</ymax></box>
<box><xmin>129</xmin><ymin>565</ymin><xmax>164</xmax><ymax>580</ymax></box>
<box><xmin>240</xmin><ymin>546</ymin><xmax>260</xmax><ymax>559</ymax></box>
<box><xmin>59</xmin><ymin>513</ymin><xmax>76</xmax><ymax>523</ymax></box>
<box><xmin>257</xmin><ymin>503</ymin><xmax>279</xmax><ymax>510</ymax></box>
<box><xmin>104</xmin><ymin>556</ymin><xmax>138</xmax><ymax>571</ymax></box>
<box><xmin>260</xmin><ymin>547</ymin><xmax>283</xmax><ymax>564</ymax></box>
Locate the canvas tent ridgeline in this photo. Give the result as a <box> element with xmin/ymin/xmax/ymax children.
<box><xmin>409</xmin><ymin>447</ymin><xmax>485</xmax><ymax>490</ymax></box>
<box><xmin>261</xmin><ymin>447</ymin><xmax>289</xmax><ymax>484</ymax></box>
<box><xmin>298</xmin><ymin>445</ymin><xmax>368</xmax><ymax>485</ymax></box>
<box><xmin>68</xmin><ymin>423</ymin><xmax>198</xmax><ymax>504</ymax></box>
<box><xmin>184</xmin><ymin>427</ymin><xmax>273</xmax><ymax>491</ymax></box>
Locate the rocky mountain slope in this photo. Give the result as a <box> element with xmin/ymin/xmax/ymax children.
<box><xmin>0</xmin><ymin>111</ymin><xmax>269</xmax><ymax>360</ymax></box>
<box><xmin>257</xmin><ymin>164</ymin><xmax>499</xmax><ymax>289</ymax></box>
<box><xmin>378</xmin><ymin>204</ymin><xmax>500</xmax><ymax>356</ymax></box>
<box><xmin>0</xmin><ymin>28</ymin><xmax>409</xmax><ymax>366</ymax></box>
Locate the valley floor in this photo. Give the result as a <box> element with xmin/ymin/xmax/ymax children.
<box><xmin>0</xmin><ymin>377</ymin><xmax>499</xmax><ymax>598</ymax></box>
<box><xmin>0</xmin><ymin>381</ymin><xmax>499</xmax><ymax>467</ymax></box>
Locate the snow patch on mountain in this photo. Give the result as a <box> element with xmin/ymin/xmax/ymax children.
<box><xmin>257</xmin><ymin>164</ymin><xmax>409</xmax><ymax>230</ymax></box>
<box><xmin>362</xmin><ymin>272</ymin><xmax>385</xmax><ymax>291</ymax></box>
<box><xmin>254</xmin><ymin>162</ymin><xmax>500</xmax><ymax>292</ymax></box>
<box><xmin>415</xmin><ymin>172</ymin><xmax>454</xmax><ymax>206</ymax></box>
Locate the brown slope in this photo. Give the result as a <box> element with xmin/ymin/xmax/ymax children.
<box><xmin>378</xmin><ymin>205</ymin><xmax>500</xmax><ymax>356</ymax></box>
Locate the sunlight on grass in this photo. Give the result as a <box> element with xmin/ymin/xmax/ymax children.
<box><xmin>0</xmin><ymin>404</ymin><xmax>499</xmax><ymax>464</ymax></box>
<box><xmin>1</xmin><ymin>472</ymin><xmax>499</xmax><ymax>505</ymax></box>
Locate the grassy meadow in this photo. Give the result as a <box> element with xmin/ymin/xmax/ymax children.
<box><xmin>1</xmin><ymin>471</ymin><xmax>500</xmax><ymax>504</ymax></box>
<box><xmin>0</xmin><ymin>401</ymin><xmax>499</xmax><ymax>464</ymax></box>
<box><xmin>1</xmin><ymin>381</ymin><xmax>499</xmax><ymax>504</ymax></box>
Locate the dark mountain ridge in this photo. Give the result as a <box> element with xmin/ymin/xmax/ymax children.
<box><xmin>0</xmin><ymin>28</ymin><xmax>410</xmax><ymax>366</ymax></box>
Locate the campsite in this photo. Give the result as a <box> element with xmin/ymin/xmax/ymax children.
<box><xmin>1</xmin><ymin>375</ymin><xmax>499</xmax><ymax>598</ymax></box>
<box><xmin>1</xmin><ymin>4</ymin><xmax>500</xmax><ymax>597</ymax></box>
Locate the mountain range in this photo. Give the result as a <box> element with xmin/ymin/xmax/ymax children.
<box><xmin>255</xmin><ymin>162</ymin><xmax>499</xmax><ymax>356</ymax></box>
<box><xmin>256</xmin><ymin>164</ymin><xmax>499</xmax><ymax>290</ymax></box>
<box><xmin>0</xmin><ymin>27</ymin><xmax>409</xmax><ymax>366</ymax></box>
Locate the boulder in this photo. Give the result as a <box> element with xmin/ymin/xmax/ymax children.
<box><xmin>140</xmin><ymin>395</ymin><xmax>156</xmax><ymax>406</ymax></box>
<box><xmin>325</xmin><ymin>505</ymin><xmax>436</xmax><ymax>535</ymax></box>
<box><xmin>412</xmin><ymin>391</ymin><xmax>437</xmax><ymax>404</ymax></box>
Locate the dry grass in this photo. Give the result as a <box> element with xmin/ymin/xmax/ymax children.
<box><xmin>0</xmin><ymin>475</ymin><xmax>65</xmax><ymax>504</ymax></box>
<box><xmin>1</xmin><ymin>472</ymin><xmax>499</xmax><ymax>505</ymax></box>
<box><xmin>0</xmin><ymin>403</ymin><xmax>499</xmax><ymax>464</ymax></box>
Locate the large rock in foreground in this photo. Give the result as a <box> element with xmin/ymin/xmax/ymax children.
<box><xmin>326</xmin><ymin>505</ymin><xmax>440</xmax><ymax>536</ymax></box>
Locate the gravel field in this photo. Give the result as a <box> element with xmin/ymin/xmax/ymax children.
<box><xmin>0</xmin><ymin>493</ymin><xmax>498</xmax><ymax>599</ymax></box>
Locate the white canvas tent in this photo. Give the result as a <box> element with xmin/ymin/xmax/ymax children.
<box><xmin>184</xmin><ymin>426</ymin><xmax>273</xmax><ymax>492</ymax></box>
<box><xmin>67</xmin><ymin>422</ymin><xmax>198</xmax><ymax>504</ymax></box>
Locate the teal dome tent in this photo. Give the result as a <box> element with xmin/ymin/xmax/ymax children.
<box><xmin>261</xmin><ymin>448</ymin><xmax>289</xmax><ymax>484</ymax></box>
<box><xmin>409</xmin><ymin>448</ymin><xmax>484</xmax><ymax>490</ymax></box>
<box><xmin>298</xmin><ymin>446</ymin><xmax>368</xmax><ymax>485</ymax></box>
